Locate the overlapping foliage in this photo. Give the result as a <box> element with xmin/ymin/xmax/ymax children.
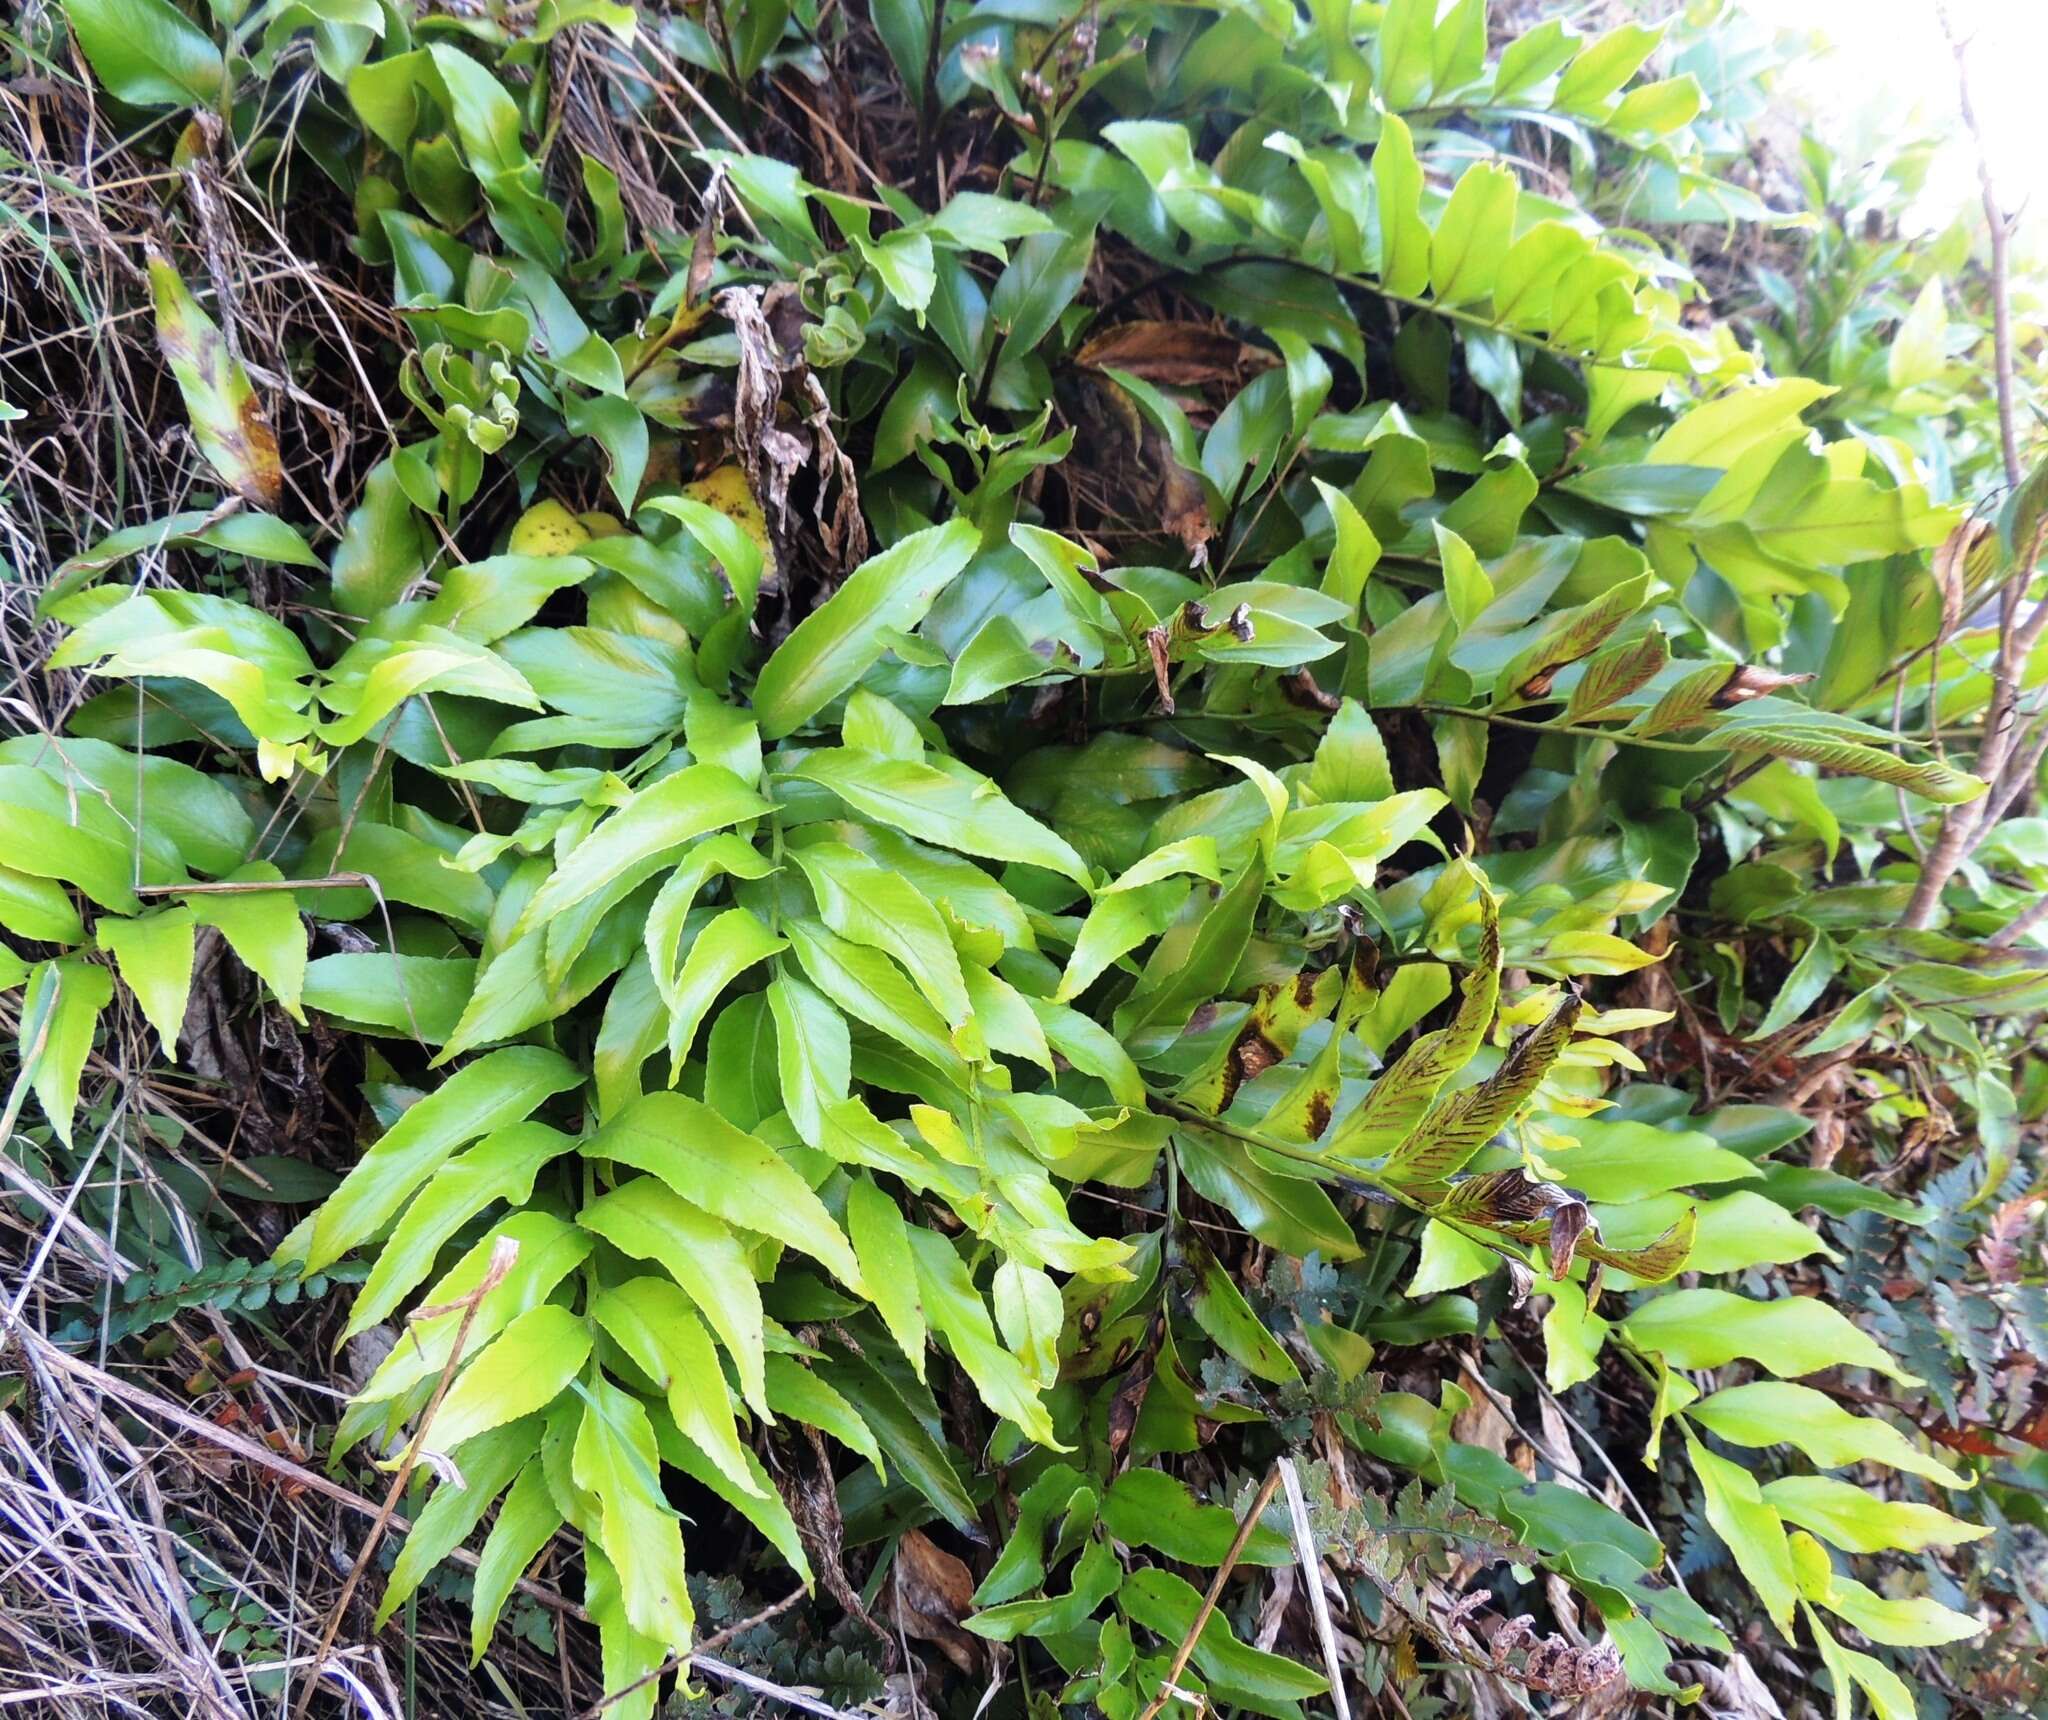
<box><xmin>6</xmin><ymin>0</ymin><xmax>2046</xmax><ymax>1714</ymax></box>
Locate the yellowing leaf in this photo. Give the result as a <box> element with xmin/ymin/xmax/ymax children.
<box><xmin>427</xmin><ymin>1303</ymin><xmax>591</xmax><ymax>1455</ymax></box>
<box><xmin>509</xmin><ymin>498</ymin><xmax>593</xmax><ymax>556</ymax></box>
<box><xmin>147</xmin><ymin>247</ymin><xmax>281</xmax><ymax>508</ymax></box>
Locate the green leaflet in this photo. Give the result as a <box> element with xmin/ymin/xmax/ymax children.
<box><xmin>655</xmin><ymin>1408</ymin><xmax>815</xmax><ymax>1585</ymax></box>
<box><xmin>427</xmin><ymin>1304</ymin><xmax>592</xmax><ymax>1455</ymax></box>
<box><xmin>1099</xmin><ymin>1468</ymin><xmax>1292</xmax><ymax>1569</ymax></box>
<box><xmin>591</xmin><ymin>1276</ymin><xmax>761</xmax><ymax>1499</ymax></box>
<box><xmin>0</xmin><ymin>866</ymin><xmax>85</xmax><ymax>945</ymax></box>
<box><xmin>577</xmin><ymin>1175</ymin><xmax>769</xmax><ymax>1415</ymax></box>
<box><xmin>1622</xmin><ymin>1288</ymin><xmax>1917</xmax><ymax>1385</ymax></box>
<box><xmin>1761</xmin><ymin>1476</ymin><xmax>1987</xmax><ymax>1555</ymax></box>
<box><xmin>1186</xmin><ymin>1241</ymin><xmax>1301</xmax><ymax>1384</ymax></box>
<box><xmin>767</xmin><ymin>971</ymin><xmax>853</xmax><ymax>1146</ymax></box>
<box><xmin>816</xmin><ymin>1345</ymin><xmax>980</xmax><ymax>1533</ymax></box>
<box><xmin>190</xmin><ymin>864</ymin><xmax>307</xmax><ymax>1020</ymax></box>
<box><xmin>59</xmin><ymin>0</ymin><xmax>224</xmax><ymax>105</ymax></box>
<box><xmin>790</xmin><ymin>747</ymin><xmax>1092</xmax><ymax>888</ymax></box>
<box><xmin>790</xmin><ymin>840</ymin><xmax>972</xmax><ymax>1027</ymax></box>
<box><xmin>97</xmin><ymin>906</ymin><xmax>195</xmax><ymax>1057</ymax></box>
<box><xmin>348</xmin><ymin>1212</ymin><xmax>593</xmax><ymax>1414</ymax></box>
<box><xmin>294</xmin><ymin>1046</ymin><xmax>579</xmax><ymax>1272</ymax></box>
<box><xmin>1372</xmin><ymin>113</ymin><xmax>1430</xmax><ymax>297</ymax></box>
<box><xmin>662</xmin><ymin>906</ymin><xmax>784</xmax><ymax>1078</ymax></box>
<box><xmin>589</xmin><ymin>1091</ymin><xmax>866</xmax><ymax>1295</ymax></box>
<box><xmin>781</xmin><ymin>917</ymin><xmax>970</xmax><ymax>1087</ymax></box>
<box><xmin>753</xmin><ymin>518</ymin><xmax>979</xmax><ymax>737</ymax></box>
<box><xmin>0</xmin><ymin>763</ymin><xmax>148</xmax><ymax>913</ymax></box>
<box><xmin>764</xmin><ymin>1352</ymin><xmax>883</xmax><ymax>1474</ymax></box>
<box><xmin>1688</xmin><ymin>1382</ymin><xmax>1969</xmax><ymax>1488</ymax></box>
<box><xmin>572</xmin><ymin>1377</ymin><xmax>694</xmax><ymax>1649</ymax></box>
<box><xmin>467</xmin><ymin>1462</ymin><xmax>562</xmax><ymax>1663</ymax></box>
<box><xmin>906</xmin><ymin>1226</ymin><xmax>1060</xmax><ymax>1448</ymax></box>
<box><xmin>1120</xmin><ymin>1567</ymin><xmax>1329</xmax><ymax>1718</ymax></box>
<box><xmin>966</xmin><ymin>1537</ymin><xmax>1122</xmax><ymax>1642</ymax></box>
<box><xmin>345</xmin><ymin>1122</ymin><xmax>573</xmax><ymax>1337</ymax></box>
<box><xmin>847</xmin><ymin>1175</ymin><xmax>929</xmax><ymax>1378</ymax></box>
<box><xmin>1686</xmin><ymin>1438</ymin><xmax>1798</xmax><ymax>1637</ymax></box>
<box><xmin>380</xmin><ymin>1418</ymin><xmax>536</xmax><ymax>1624</ymax></box>
<box><xmin>1173</xmin><ymin>1131</ymin><xmax>1360</xmax><ymax>1261</ymax></box>
<box><xmin>514</xmin><ymin>764</ymin><xmax>770</xmax><ymax>931</ymax></box>
<box><xmin>16</xmin><ymin>958</ymin><xmax>114</xmax><ymax>1147</ymax></box>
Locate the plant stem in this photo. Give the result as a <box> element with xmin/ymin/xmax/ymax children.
<box><xmin>918</xmin><ymin>0</ymin><xmax>946</xmax><ymax>203</ymax></box>
<box><xmin>1412</xmin><ymin>704</ymin><xmax>1715</xmax><ymax>754</ymax></box>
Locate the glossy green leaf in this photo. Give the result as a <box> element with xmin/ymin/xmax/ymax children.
<box><xmin>297</xmin><ymin>1046</ymin><xmax>579</xmax><ymax>1271</ymax></box>
<box><xmin>753</xmin><ymin>519</ymin><xmax>979</xmax><ymax>738</ymax></box>
<box><xmin>61</xmin><ymin>0</ymin><xmax>223</xmax><ymax>108</ymax></box>
<box><xmin>791</xmin><ymin>748</ymin><xmax>1091</xmax><ymax>888</ymax></box>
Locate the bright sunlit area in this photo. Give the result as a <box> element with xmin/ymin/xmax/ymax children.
<box><xmin>1760</xmin><ymin>0</ymin><xmax>2048</xmax><ymax>246</ymax></box>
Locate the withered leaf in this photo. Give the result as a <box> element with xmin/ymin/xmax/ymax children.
<box><xmin>888</xmin><ymin>1529</ymin><xmax>987</xmax><ymax>1676</ymax></box>
<box><xmin>1711</xmin><ymin>665</ymin><xmax>1816</xmax><ymax>707</ymax></box>
<box><xmin>1577</xmin><ymin>1207</ymin><xmax>1697</xmax><ymax>1285</ymax></box>
<box><xmin>1379</xmin><ymin>988</ymin><xmax>1582</xmax><ymax>1186</ymax></box>
<box><xmin>148</xmin><ymin>246</ymin><xmax>281</xmax><ymax>509</ymax></box>
<box><xmin>1564</xmin><ymin>626</ymin><xmax>1669</xmax><ymax>722</ymax></box>
<box><xmin>1075</xmin><ymin>319</ymin><xmax>1275</xmax><ymax>390</ymax></box>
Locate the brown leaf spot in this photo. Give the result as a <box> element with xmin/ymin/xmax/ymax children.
<box><xmin>1075</xmin><ymin>319</ymin><xmax>1276</xmax><ymax>389</ymax></box>
<box><xmin>1106</xmin><ymin>1323</ymin><xmax>1160</xmax><ymax>1465</ymax></box>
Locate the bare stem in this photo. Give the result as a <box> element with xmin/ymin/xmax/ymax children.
<box><xmin>1940</xmin><ymin>3</ymin><xmax>2021</xmax><ymax>489</ymax></box>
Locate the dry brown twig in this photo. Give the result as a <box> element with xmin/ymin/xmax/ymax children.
<box><xmin>1134</xmin><ymin>1463</ymin><xmax>1285</xmax><ymax>1720</ymax></box>
<box><xmin>287</xmin><ymin>1237</ymin><xmax>519</xmax><ymax>1720</ymax></box>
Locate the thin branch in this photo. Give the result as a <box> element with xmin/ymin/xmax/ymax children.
<box><xmin>581</xmin><ymin>1587</ymin><xmax>812</xmax><ymax>1718</ymax></box>
<box><xmin>1939</xmin><ymin>2</ymin><xmax>2021</xmax><ymax>489</ymax></box>
<box><xmin>1987</xmin><ymin>891</ymin><xmax>2048</xmax><ymax>949</ymax></box>
<box><xmin>1134</xmin><ymin>1465</ymin><xmax>1285</xmax><ymax>1720</ymax></box>
<box><xmin>289</xmin><ymin>1240</ymin><xmax>518</xmax><ymax>1720</ymax></box>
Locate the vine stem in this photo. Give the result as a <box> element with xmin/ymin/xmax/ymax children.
<box><xmin>1412</xmin><ymin>704</ymin><xmax>1720</xmax><ymax>754</ymax></box>
<box><xmin>1134</xmin><ymin>1464</ymin><xmax>1285</xmax><ymax>1720</ymax></box>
